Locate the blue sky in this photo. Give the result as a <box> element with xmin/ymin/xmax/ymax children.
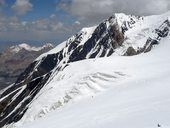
<box><xmin>3</xmin><ymin>0</ymin><xmax>74</xmax><ymax>23</ymax></box>
<box><xmin>0</xmin><ymin>0</ymin><xmax>169</xmax><ymax>50</ymax></box>
<box><xmin>0</xmin><ymin>0</ymin><xmax>80</xmax><ymax>48</ymax></box>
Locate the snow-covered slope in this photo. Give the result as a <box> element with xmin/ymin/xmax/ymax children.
<box><xmin>0</xmin><ymin>11</ymin><xmax>170</xmax><ymax>128</ymax></box>
<box><xmin>17</xmin><ymin>37</ymin><xmax>170</xmax><ymax>128</ymax></box>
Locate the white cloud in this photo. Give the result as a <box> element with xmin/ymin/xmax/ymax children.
<box><xmin>11</xmin><ymin>0</ymin><xmax>33</xmax><ymax>15</ymax></box>
<box><xmin>50</xmin><ymin>14</ymin><xmax>56</xmax><ymax>19</ymax></box>
<box><xmin>144</xmin><ymin>0</ymin><xmax>169</xmax><ymax>14</ymax></box>
<box><xmin>0</xmin><ymin>14</ymin><xmax>81</xmax><ymax>42</ymax></box>
<box><xmin>58</xmin><ymin>0</ymin><xmax>170</xmax><ymax>25</ymax></box>
<box><xmin>74</xmin><ymin>21</ymin><xmax>80</xmax><ymax>25</ymax></box>
<box><xmin>1</xmin><ymin>0</ymin><xmax>170</xmax><ymax>43</ymax></box>
<box><xmin>0</xmin><ymin>0</ymin><xmax>4</xmax><ymax>7</ymax></box>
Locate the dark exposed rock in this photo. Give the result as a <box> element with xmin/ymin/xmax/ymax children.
<box><xmin>143</xmin><ymin>38</ymin><xmax>158</xmax><ymax>53</ymax></box>
<box><xmin>124</xmin><ymin>47</ymin><xmax>137</xmax><ymax>56</ymax></box>
<box><xmin>143</xmin><ymin>19</ymin><xmax>170</xmax><ymax>53</ymax></box>
<box><xmin>68</xmin><ymin>21</ymin><xmax>124</xmax><ymax>63</ymax></box>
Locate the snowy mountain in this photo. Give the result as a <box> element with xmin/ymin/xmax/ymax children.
<box><xmin>0</xmin><ymin>43</ymin><xmax>53</xmax><ymax>90</ymax></box>
<box><xmin>10</xmin><ymin>43</ymin><xmax>53</xmax><ymax>53</ymax></box>
<box><xmin>0</xmin><ymin>11</ymin><xmax>170</xmax><ymax>128</ymax></box>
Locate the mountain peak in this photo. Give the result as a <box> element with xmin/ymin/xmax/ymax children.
<box><xmin>18</xmin><ymin>43</ymin><xmax>30</xmax><ymax>48</ymax></box>
<box><xmin>9</xmin><ymin>43</ymin><xmax>53</xmax><ymax>53</ymax></box>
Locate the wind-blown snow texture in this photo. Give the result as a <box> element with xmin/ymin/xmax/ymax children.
<box><xmin>1</xmin><ymin>12</ymin><xmax>170</xmax><ymax>128</ymax></box>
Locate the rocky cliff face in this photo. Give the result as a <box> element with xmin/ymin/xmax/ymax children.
<box><xmin>0</xmin><ymin>43</ymin><xmax>53</xmax><ymax>90</ymax></box>
<box><xmin>0</xmin><ymin>12</ymin><xmax>170</xmax><ymax>127</ymax></box>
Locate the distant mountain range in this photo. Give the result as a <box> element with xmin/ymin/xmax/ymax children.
<box><xmin>0</xmin><ymin>43</ymin><xmax>53</xmax><ymax>90</ymax></box>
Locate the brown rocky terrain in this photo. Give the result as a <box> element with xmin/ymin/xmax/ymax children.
<box><xmin>0</xmin><ymin>43</ymin><xmax>53</xmax><ymax>90</ymax></box>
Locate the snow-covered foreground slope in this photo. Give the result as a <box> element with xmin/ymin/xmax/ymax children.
<box><xmin>12</xmin><ymin>35</ymin><xmax>170</xmax><ymax>128</ymax></box>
